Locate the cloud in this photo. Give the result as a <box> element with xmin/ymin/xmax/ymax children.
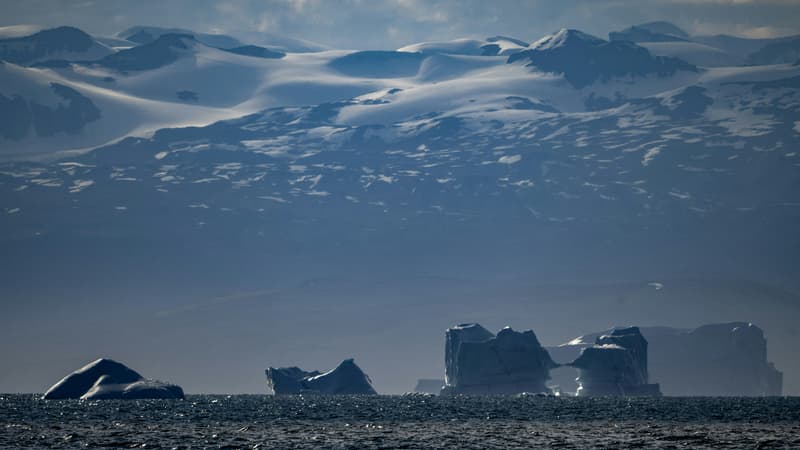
<box><xmin>0</xmin><ymin>0</ymin><xmax>798</xmax><ymax>49</ymax></box>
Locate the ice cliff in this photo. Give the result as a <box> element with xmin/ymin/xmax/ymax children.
<box><xmin>42</xmin><ymin>358</ymin><xmax>184</xmax><ymax>400</ymax></box>
<box><xmin>645</xmin><ymin>323</ymin><xmax>783</xmax><ymax>396</ymax></box>
<box><xmin>549</xmin><ymin>322</ymin><xmax>782</xmax><ymax>396</ymax></box>
<box><xmin>265</xmin><ymin>359</ymin><xmax>377</xmax><ymax>395</ymax></box>
<box><xmin>441</xmin><ymin>323</ymin><xmax>557</xmax><ymax>395</ymax></box>
<box><xmin>569</xmin><ymin>327</ymin><xmax>661</xmax><ymax>396</ymax></box>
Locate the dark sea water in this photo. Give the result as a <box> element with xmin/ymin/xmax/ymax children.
<box><xmin>2</xmin><ymin>394</ymin><xmax>799</xmax><ymax>449</ymax></box>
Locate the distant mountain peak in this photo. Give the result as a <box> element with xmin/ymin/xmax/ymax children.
<box><xmin>117</xmin><ymin>25</ymin><xmax>243</xmax><ymax>50</ymax></box>
<box><xmin>610</xmin><ymin>22</ymin><xmax>690</xmax><ymax>44</ymax></box>
<box><xmin>509</xmin><ymin>29</ymin><xmax>696</xmax><ymax>87</ymax></box>
<box><xmin>485</xmin><ymin>35</ymin><xmax>530</xmax><ymax>48</ymax></box>
<box><xmin>530</xmin><ymin>29</ymin><xmax>605</xmax><ymax>51</ymax></box>
<box><xmin>91</xmin><ymin>33</ymin><xmax>197</xmax><ymax>71</ymax></box>
<box><xmin>636</xmin><ymin>21</ymin><xmax>689</xmax><ymax>39</ymax></box>
<box><xmin>0</xmin><ymin>25</ymin><xmax>100</xmax><ymax>65</ymax></box>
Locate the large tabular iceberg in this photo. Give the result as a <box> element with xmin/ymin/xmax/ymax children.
<box><xmin>569</xmin><ymin>327</ymin><xmax>661</xmax><ymax>396</ymax></box>
<box><xmin>441</xmin><ymin>323</ymin><xmax>557</xmax><ymax>395</ymax></box>
<box><xmin>42</xmin><ymin>358</ymin><xmax>184</xmax><ymax>400</ymax></box>
<box><xmin>549</xmin><ymin>322</ymin><xmax>783</xmax><ymax>396</ymax></box>
<box><xmin>265</xmin><ymin>359</ymin><xmax>377</xmax><ymax>395</ymax></box>
<box><xmin>646</xmin><ymin>323</ymin><xmax>783</xmax><ymax>396</ymax></box>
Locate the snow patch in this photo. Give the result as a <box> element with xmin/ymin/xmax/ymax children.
<box><xmin>642</xmin><ymin>147</ymin><xmax>662</xmax><ymax>166</ymax></box>
<box><xmin>498</xmin><ymin>154</ymin><xmax>522</xmax><ymax>165</ymax></box>
<box><xmin>69</xmin><ymin>179</ymin><xmax>94</xmax><ymax>193</ymax></box>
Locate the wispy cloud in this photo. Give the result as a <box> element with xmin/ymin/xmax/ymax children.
<box><xmin>0</xmin><ymin>0</ymin><xmax>798</xmax><ymax>49</ymax></box>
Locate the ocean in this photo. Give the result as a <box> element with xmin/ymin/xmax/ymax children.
<box><xmin>1</xmin><ymin>394</ymin><xmax>799</xmax><ymax>448</ymax></box>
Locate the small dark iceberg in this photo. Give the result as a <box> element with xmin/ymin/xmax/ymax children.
<box><xmin>414</xmin><ymin>378</ymin><xmax>445</xmax><ymax>394</ymax></box>
<box><xmin>266</xmin><ymin>359</ymin><xmax>377</xmax><ymax>395</ymax></box>
<box><xmin>42</xmin><ymin>358</ymin><xmax>184</xmax><ymax>400</ymax></box>
<box><xmin>569</xmin><ymin>327</ymin><xmax>661</xmax><ymax>396</ymax></box>
<box><xmin>441</xmin><ymin>323</ymin><xmax>557</xmax><ymax>395</ymax></box>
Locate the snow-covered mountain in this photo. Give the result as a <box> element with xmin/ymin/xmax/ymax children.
<box><xmin>117</xmin><ymin>25</ymin><xmax>326</xmax><ymax>54</ymax></box>
<box><xmin>1</xmin><ymin>22</ymin><xmax>800</xmax><ymax>395</ymax></box>
<box><xmin>0</xmin><ymin>26</ymin><xmax>113</xmax><ymax>65</ymax></box>
<box><xmin>2</xmin><ymin>25</ymin><xmax>799</xmax><ymax>227</ymax></box>
<box><xmin>508</xmin><ymin>29</ymin><xmax>696</xmax><ymax>88</ymax></box>
<box><xmin>609</xmin><ymin>21</ymin><xmax>800</xmax><ymax>68</ymax></box>
<box><xmin>0</xmin><ymin>27</ymin><xmax>694</xmax><ymax>156</ymax></box>
<box><xmin>397</xmin><ymin>36</ymin><xmax>528</xmax><ymax>56</ymax></box>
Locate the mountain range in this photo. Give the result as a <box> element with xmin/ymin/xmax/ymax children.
<box><xmin>1</xmin><ymin>22</ymin><xmax>799</xmax><ymax>394</ymax></box>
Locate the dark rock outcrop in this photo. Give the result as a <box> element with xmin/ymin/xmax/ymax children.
<box><xmin>266</xmin><ymin>359</ymin><xmax>377</xmax><ymax>395</ymax></box>
<box><xmin>93</xmin><ymin>34</ymin><xmax>194</xmax><ymax>71</ymax></box>
<box><xmin>745</xmin><ymin>37</ymin><xmax>800</xmax><ymax>65</ymax></box>
<box><xmin>118</xmin><ymin>26</ymin><xmax>244</xmax><ymax>50</ymax></box>
<box><xmin>609</xmin><ymin>22</ymin><xmax>690</xmax><ymax>43</ymax></box>
<box><xmin>441</xmin><ymin>323</ymin><xmax>557</xmax><ymax>395</ymax></box>
<box><xmin>0</xmin><ymin>26</ymin><xmax>97</xmax><ymax>65</ymax></box>
<box><xmin>224</xmin><ymin>45</ymin><xmax>285</xmax><ymax>59</ymax></box>
<box><xmin>0</xmin><ymin>82</ymin><xmax>101</xmax><ymax>141</ymax></box>
<box><xmin>569</xmin><ymin>327</ymin><xmax>661</xmax><ymax>396</ymax></box>
<box><xmin>43</xmin><ymin>358</ymin><xmax>184</xmax><ymax>400</ymax></box>
<box><xmin>508</xmin><ymin>29</ymin><xmax>696</xmax><ymax>88</ymax></box>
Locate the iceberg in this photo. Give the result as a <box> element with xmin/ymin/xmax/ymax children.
<box><xmin>645</xmin><ymin>323</ymin><xmax>783</xmax><ymax>396</ymax></box>
<box><xmin>441</xmin><ymin>323</ymin><xmax>557</xmax><ymax>395</ymax></box>
<box><xmin>413</xmin><ymin>378</ymin><xmax>445</xmax><ymax>394</ymax></box>
<box><xmin>42</xmin><ymin>358</ymin><xmax>184</xmax><ymax>400</ymax></box>
<box><xmin>265</xmin><ymin>359</ymin><xmax>377</xmax><ymax>395</ymax></box>
<box><xmin>549</xmin><ymin>322</ymin><xmax>783</xmax><ymax>396</ymax></box>
<box><xmin>569</xmin><ymin>327</ymin><xmax>661</xmax><ymax>396</ymax></box>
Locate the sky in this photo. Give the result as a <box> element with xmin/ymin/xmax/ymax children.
<box><xmin>1</xmin><ymin>0</ymin><xmax>800</xmax><ymax>49</ymax></box>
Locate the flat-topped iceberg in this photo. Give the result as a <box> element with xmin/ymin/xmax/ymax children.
<box><xmin>266</xmin><ymin>359</ymin><xmax>377</xmax><ymax>395</ymax></box>
<box><xmin>549</xmin><ymin>322</ymin><xmax>782</xmax><ymax>396</ymax></box>
<box><xmin>441</xmin><ymin>323</ymin><xmax>557</xmax><ymax>395</ymax></box>
<box><xmin>645</xmin><ymin>322</ymin><xmax>782</xmax><ymax>396</ymax></box>
<box><xmin>43</xmin><ymin>358</ymin><xmax>184</xmax><ymax>400</ymax></box>
<box><xmin>569</xmin><ymin>327</ymin><xmax>661</xmax><ymax>396</ymax></box>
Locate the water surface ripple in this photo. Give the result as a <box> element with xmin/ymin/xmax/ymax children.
<box><xmin>1</xmin><ymin>394</ymin><xmax>799</xmax><ymax>448</ymax></box>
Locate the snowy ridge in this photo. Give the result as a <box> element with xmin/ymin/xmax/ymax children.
<box><xmin>3</xmin><ymin>24</ymin><xmax>799</xmax><ymax>158</ymax></box>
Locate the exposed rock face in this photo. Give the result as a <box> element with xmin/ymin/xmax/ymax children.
<box><xmin>507</xmin><ymin>29</ymin><xmax>696</xmax><ymax>88</ymax></box>
<box><xmin>0</xmin><ymin>26</ymin><xmax>101</xmax><ymax>65</ymax></box>
<box><xmin>0</xmin><ymin>82</ymin><xmax>101</xmax><ymax>141</ymax></box>
<box><xmin>94</xmin><ymin>34</ymin><xmax>194</xmax><ymax>72</ymax></box>
<box><xmin>570</xmin><ymin>327</ymin><xmax>661</xmax><ymax>396</ymax></box>
<box><xmin>549</xmin><ymin>323</ymin><xmax>783</xmax><ymax>396</ymax></box>
<box><xmin>609</xmin><ymin>23</ymin><xmax>689</xmax><ymax>43</ymax></box>
<box><xmin>224</xmin><ymin>45</ymin><xmax>285</xmax><ymax>59</ymax></box>
<box><xmin>266</xmin><ymin>359</ymin><xmax>377</xmax><ymax>395</ymax></box>
<box><xmin>43</xmin><ymin>358</ymin><xmax>184</xmax><ymax>400</ymax></box>
<box><xmin>442</xmin><ymin>323</ymin><xmax>557</xmax><ymax>395</ymax></box>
